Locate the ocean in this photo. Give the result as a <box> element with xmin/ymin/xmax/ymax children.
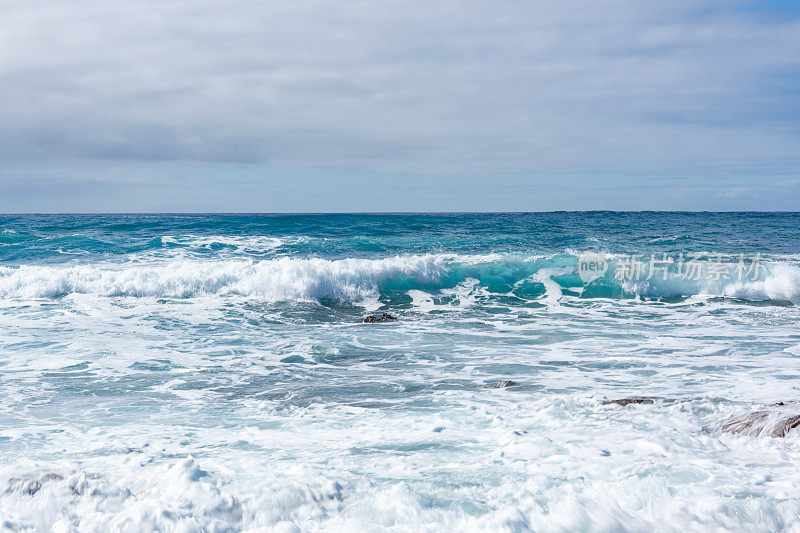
<box><xmin>1</xmin><ymin>212</ymin><xmax>800</xmax><ymax>531</ymax></box>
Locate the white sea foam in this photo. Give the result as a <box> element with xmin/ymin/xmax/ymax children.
<box><xmin>721</xmin><ymin>263</ymin><xmax>800</xmax><ymax>304</ymax></box>
<box><xmin>159</xmin><ymin>234</ymin><xmax>287</xmax><ymax>253</ymax></box>
<box><xmin>5</xmin><ymin>394</ymin><xmax>800</xmax><ymax>531</ymax></box>
<box><xmin>2</xmin><ymin>263</ymin><xmax>800</xmax><ymax>530</ymax></box>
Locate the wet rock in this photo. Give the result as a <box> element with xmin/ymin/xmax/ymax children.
<box><xmin>722</xmin><ymin>411</ymin><xmax>800</xmax><ymax>438</ymax></box>
<box><xmin>6</xmin><ymin>473</ymin><xmax>64</xmax><ymax>495</ymax></box>
<box><xmin>784</xmin><ymin>415</ymin><xmax>800</xmax><ymax>435</ymax></box>
<box><xmin>363</xmin><ymin>313</ymin><xmax>397</xmax><ymax>323</ymax></box>
<box><xmin>603</xmin><ymin>397</ymin><xmax>658</xmax><ymax>406</ymax></box>
<box><xmin>485</xmin><ymin>380</ymin><xmax>518</xmax><ymax>389</ymax></box>
<box><xmin>722</xmin><ymin>411</ymin><xmax>768</xmax><ymax>436</ymax></box>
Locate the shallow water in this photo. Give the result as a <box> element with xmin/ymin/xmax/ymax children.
<box><xmin>1</xmin><ymin>213</ymin><xmax>800</xmax><ymax>531</ymax></box>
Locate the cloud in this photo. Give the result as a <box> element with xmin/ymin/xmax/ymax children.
<box><xmin>0</xmin><ymin>0</ymin><xmax>799</xmax><ymax>209</ymax></box>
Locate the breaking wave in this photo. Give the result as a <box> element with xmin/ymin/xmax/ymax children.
<box><xmin>0</xmin><ymin>253</ymin><xmax>798</xmax><ymax>304</ymax></box>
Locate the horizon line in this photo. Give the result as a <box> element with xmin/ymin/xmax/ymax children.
<box><xmin>1</xmin><ymin>210</ymin><xmax>799</xmax><ymax>216</ymax></box>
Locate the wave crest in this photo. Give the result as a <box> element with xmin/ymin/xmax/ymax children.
<box><xmin>0</xmin><ymin>253</ymin><xmax>797</xmax><ymax>304</ymax></box>
<box><xmin>0</xmin><ymin>255</ymin><xmax>453</xmax><ymax>301</ymax></box>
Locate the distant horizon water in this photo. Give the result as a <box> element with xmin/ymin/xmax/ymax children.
<box><xmin>2</xmin><ymin>210</ymin><xmax>800</xmax><ymax>215</ymax></box>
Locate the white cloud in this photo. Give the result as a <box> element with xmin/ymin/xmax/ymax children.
<box><xmin>1</xmin><ymin>0</ymin><xmax>799</xmax><ymax>178</ymax></box>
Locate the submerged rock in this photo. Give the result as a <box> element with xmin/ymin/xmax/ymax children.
<box><xmin>485</xmin><ymin>380</ymin><xmax>518</xmax><ymax>389</ymax></box>
<box><xmin>363</xmin><ymin>313</ymin><xmax>397</xmax><ymax>323</ymax></box>
<box><xmin>603</xmin><ymin>397</ymin><xmax>658</xmax><ymax>406</ymax></box>
<box><xmin>722</xmin><ymin>411</ymin><xmax>800</xmax><ymax>438</ymax></box>
<box><xmin>6</xmin><ymin>473</ymin><xmax>64</xmax><ymax>496</ymax></box>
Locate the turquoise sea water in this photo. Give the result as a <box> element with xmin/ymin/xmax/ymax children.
<box><xmin>1</xmin><ymin>213</ymin><xmax>800</xmax><ymax>531</ymax></box>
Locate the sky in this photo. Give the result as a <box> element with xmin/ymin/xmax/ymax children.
<box><xmin>1</xmin><ymin>0</ymin><xmax>799</xmax><ymax>212</ymax></box>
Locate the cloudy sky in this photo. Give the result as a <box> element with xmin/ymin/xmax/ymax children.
<box><xmin>2</xmin><ymin>0</ymin><xmax>799</xmax><ymax>212</ymax></box>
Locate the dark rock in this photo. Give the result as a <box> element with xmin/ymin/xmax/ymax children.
<box><xmin>603</xmin><ymin>397</ymin><xmax>658</xmax><ymax>406</ymax></box>
<box><xmin>722</xmin><ymin>411</ymin><xmax>800</xmax><ymax>438</ymax></box>
<box><xmin>363</xmin><ymin>313</ymin><xmax>397</xmax><ymax>323</ymax></box>
<box><xmin>784</xmin><ymin>415</ymin><xmax>800</xmax><ymax>435</ymax></box>
<box><xmin>485</xmin><ymin>380</ymin><xmax>518</xmax><ymax>389</ymax></box>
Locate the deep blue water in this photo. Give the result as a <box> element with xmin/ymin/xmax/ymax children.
<box><xmin>2</xmin><ymin>213</ymin><xmax>799</xmax><ymax>264</ymax></box>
